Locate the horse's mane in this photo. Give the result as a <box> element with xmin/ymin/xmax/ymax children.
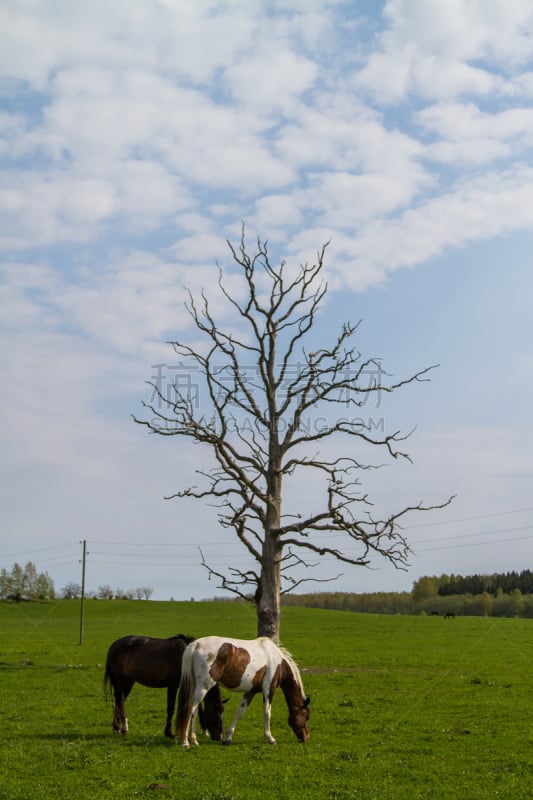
<box><xmin>278</xmin><ymin>643</ymin><xmax>306</xmax><ymax>697</ymax></box>
<box><xmin>169</xmin><ymin>633</ymin><xmax>195</xmax><ymax>644</ymax></box>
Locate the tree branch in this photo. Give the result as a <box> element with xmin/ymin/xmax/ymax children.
<box><xmin>134</xmin><ymin>227</ymin><xmax>455</xmax><ymax>629</ymax></box>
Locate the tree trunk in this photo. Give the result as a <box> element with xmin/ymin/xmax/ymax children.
<box><xmin>257</xmin><ymin>531</ymin><xmax>281</xmax><ymax>640</ymax></box>
<box><xmin>257</xmin><ymin>452</ymin><xmax>282</xmax><ymax>640</ymax></box>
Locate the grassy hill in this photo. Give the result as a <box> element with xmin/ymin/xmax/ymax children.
<box><xmin>0</xmin><ymin>599</ymin><xmax>531</xmax><ymax>799</ymax></box>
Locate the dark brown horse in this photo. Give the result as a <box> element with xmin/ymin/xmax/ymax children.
<box><xmin>104</xmin><ymin>634</ymin><xmax>224</xmax><ymax>739</ymax></box>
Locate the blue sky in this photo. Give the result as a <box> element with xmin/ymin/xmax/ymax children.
<box><xmin>1</xmin><ymin>0</ymin><xmax>532</xmax><ymax>600</ymax></box>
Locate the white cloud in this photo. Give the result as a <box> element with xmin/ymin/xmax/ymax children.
<box><xmin>357</xmin><ymin>0</ymin><xmax>533</xmax><ymax>102</ymax></box>
<box><xmin>419</xmin><ymin>102</ymin><xmax>533</xmax><ymax>141</ymax></box>
<box><xmin>302</xmin><ymin>169</ymin><xmax>429</xmax><ymax>227</ymax></box>
<box><xmin>324</xmin><ymin>164</ymin><xmax>533</xmax><ymax>288</ymax></box>
<box><xmin>254</xmin><ymin>193</ymin><xmax>305</xmax><ymax>229</ymax></box>
<box><xmin>0</xmin><ymin>162</ymin><xmax>190</xmax><ymax>249</ymax></box>
<box><xmin>0</xmin><ymin>0</ymin><xmax>261</xmax><ymax>89</ymax></box>
<box><xmin>418</xmin><ymin>102</ymin><xmax>533</xmax><ymax>165</ymax></box>
<box><xmin>2</xmin><ymin>0</ymin><xmax>533</xmax><ymax>598</ymax></box>
<box><xmin>275</xmin><ymin>96</ymin><xmax>422</xmax><ymax>172</ymax></box>
<box><xmin>224</xmin><ymin>48</ymin><xmax>318</xmax><ymax>111</ymax></box>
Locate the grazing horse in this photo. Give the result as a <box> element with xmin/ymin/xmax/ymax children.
<box><xmin>176</xmin><ymin>635</ymin><xmax>310</xmax><ymax>747</ymax></box>
<box><xmin>104</xmin><ymin>634</ymin><xmax>224</xmax><ymax>739</ymax></box>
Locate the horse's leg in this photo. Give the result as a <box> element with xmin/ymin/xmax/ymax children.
<box><xmin>182</xmin><ymin>698</ymin><xmax>201</xmax><ymax>747</ymax></box>
<box><xmin>114</xmin><ymin>679</ymin><xmax>134</xmax><ymax>734</ymax></box>
<box><xmin>112</xmin><ymin>694</ymin><xmax>123</xmax><ymax>734</ymax></box>
<box><xmin>189</xmin><ymin>703</ymin><xmax>201</xmax><ymax>747</ymax></box>
<box><xmin>165</xmin><ymin>684</ymin><xmax>178</xmax><ymax>738</ymax></box>
<box><xmin>110</xmin><ymin>675</ymin><xmax>127</xmax><ymax>735</ymax></box>
<box><xmin>180</xmin><ymin>685</ymin><xmax>207</xmax><ymax>748</ymax></box>
<box><xmin>112</xmin><ymin>690</ymin><xmax>128</xmax><ymax>735</ymax></box>
<box><xmin>223</xmin><ymin>691</ymin><xmax>257</xmax><ymax>745</ymax></box>
<box><xmin>262</xmin><ymin>694</ymin><xmax>276</xmax><ymax>745</ymax></box>
<box><xmin>186</xmin><ymin>687</ymin><xmax>208</xmax><ymax>747</ymax></box>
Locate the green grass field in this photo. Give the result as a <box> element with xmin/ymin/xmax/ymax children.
<box><xmin>0</xmin><ymin>599</ymin><xmax>531</xmax><ymax>800</ymax></box>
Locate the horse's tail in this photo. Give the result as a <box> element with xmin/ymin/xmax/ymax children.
<box><xmin>103</xmin><ymin>652</ymin><xmax>113</xmax><ymax>702</ymax></box>
<box><xmin>175</xmin><ymin>641</ymin><xmax>196</xmax><ymax>739</ymax></box>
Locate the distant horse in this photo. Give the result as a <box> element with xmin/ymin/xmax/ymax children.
<box><xmin>444</xmin><ymin>612</ymin><xmax>456</xmax><ymax>619</ymax></box>
<box><xmin>176</xmin><ymin>635</ymin><xmax>310</xmax><ymax>747</ymax></box>
<box><xmin>104</xmin><ymin>634</ymin><xmax>224</xmax><ymax>739</ymax></box>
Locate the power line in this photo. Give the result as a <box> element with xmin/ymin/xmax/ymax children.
<box><xmin>0</xmin><ymin>542</ymin><xmax>78</xmax><ymax>559</ymax></box>
<box><xmin>404</xmin><ymin>506</ymin><xmax>533</xmax><ymax>530</ymax></box>
<box><xmin>415</xmin><ymin>533</ymin><xmax>533</xmax><ymax>554</ymax></box>
<box><xmin>2</xmin><ymin>507</ymin><xmax>532</xmax><ymax>577</ymax></box>
<box><xmin>69</xmin><ymin>507</ymin><xmax>533</xmax><ymax>554</ymax></box>
<box><xmin>411</xmin><ymin>524</ymin><xmax>533</xmax><ymax>546</ymax></box>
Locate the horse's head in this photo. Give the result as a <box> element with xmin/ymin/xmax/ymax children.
<box><xmin>197</xmin><ymin>684</ymin><xmax>225</xmax><ymax>741</ymax></box>
<box><xmin>288</xmin><ymin>695</ymin><xmax>311</xmax><ymax>742</ymax></box>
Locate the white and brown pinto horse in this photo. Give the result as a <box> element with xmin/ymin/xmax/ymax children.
<box><xmin>176</xmin><ymin>636</ymin><xmax>310</xmax><ymax>746</ymax></box>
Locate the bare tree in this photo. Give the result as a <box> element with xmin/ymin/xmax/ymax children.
<box><xmin>135</xmin><ymin>229</ymin><xmax>452</xmax><ymax>640</ymax></box>
<box><xmin>61</xmin><ymin>581</ymin><xmax>82</xmax><ymax>599</ymax></box>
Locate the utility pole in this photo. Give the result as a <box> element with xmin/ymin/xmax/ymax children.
<box><xmin>79</xmin><ymin>539</ymin><xmax>87</xmax><ymax>645</ymax></box>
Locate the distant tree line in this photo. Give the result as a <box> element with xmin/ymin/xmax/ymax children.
<box><xmin>282</xmin><ymin>589</ymin><xmax>533</xmax><ymax>617</ymax></box>
<box><xmin>281</xmin><ymin>570</ymin><xmax>533</xmax><ymax>618</ymax></box>
<box><xmin>0</xmin><ymin>562</ymin><xmax>55</xmax><ymax>601</ymax></box>
<box><xmin>62</xmin><ymin>582</ymin><xmax>154</xmax><ymax>601</ymax></box>
<box><xmin>434</xmin><ymin>570</ymin><xmax>533</xmax><ymax>596</ymax></box>
<box><xmin>0</xmin><ymin>562</ymin><xmax>153</xmax><ymax>602</ymax></box>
